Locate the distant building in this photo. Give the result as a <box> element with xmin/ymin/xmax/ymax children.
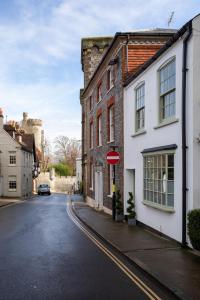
<box><xmin>0</xmin><ymin>109</ymin><xmax>38</xmax><ymax>198</ymax></box>
<box><xmin>21</xmin><ymin>112</ymin><xmax>44</xmax><ymax>152</ymax></box>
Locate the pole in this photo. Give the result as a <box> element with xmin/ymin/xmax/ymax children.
<box><xmin>112</xmin><ymin>164</ymin><xmax>116</xmax><ymax>220</ymax></box>
<box><xmin>111</xmin><ymin>145</ymin><xmax>117</xmax><ymax>220</ymax></box>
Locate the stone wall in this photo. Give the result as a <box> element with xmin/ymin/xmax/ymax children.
<box><xmin>36</xmin><ymin>173</ymin><xmax>77</xmax><ymax>193</ymax></box>
<box><xmin>81</xmin><ymin>37</ymin><xmax>113</xmax><ymax>87</ymax></box>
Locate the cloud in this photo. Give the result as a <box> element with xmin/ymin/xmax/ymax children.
<box><xmin>0</xmin><ymin>0</ymin><xmax>199</xmax><ymax>142</ymax></box>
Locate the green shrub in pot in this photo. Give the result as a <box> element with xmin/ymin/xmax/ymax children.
<box><xmin>187</xmin><ymin>209</ymin><xmax>200</xmax><ymax>250</ymax></box>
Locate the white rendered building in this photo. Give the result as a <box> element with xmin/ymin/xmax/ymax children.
<box><xmin>124</xmin><ymin>14</ymin><xmax>200</xmax><ymax>244</ymax></box>
<box><xmin>0</xmin><ymin>111</ymin><xmax>35</xmax><ymax>198</ymax></box>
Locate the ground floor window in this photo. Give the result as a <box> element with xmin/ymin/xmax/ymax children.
<box><xmin>9</xmin><ymin>176</ymin><xmax>17</xmax><ymax>191</ymax></box>
<box><xmin>143</xmin><ymin>153</ymin><xmax>174</xmax><ymax>208</ymax></box>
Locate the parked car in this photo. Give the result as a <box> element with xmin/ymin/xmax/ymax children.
<box><xmin>38</xmin><ymin>184</ymin><xmax>51</xmax><ymax>195</ymax></box>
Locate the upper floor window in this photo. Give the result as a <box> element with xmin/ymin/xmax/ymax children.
<box><xmin>135</xmin><ymin>83</ymin><xmax>145</xmax><ymax>131</ymax></box>
<box><xmin>89</xmin><ymin>95</ymin><xmax>93</xmax><ymax>111</ymax></box>
<box><xmin>107</xmin><ymin>67</ymin><xmax>114</xmax><ymax>91</ymax></box>
<box><xmin>97</xmin><ymin>83</ymin><xmax>102</xmax><ymax>103</ymax></box>
<box><xmin>10</xmin><ymin>155</ymin><xmax>16</xmax><ymax>165</ymax></box>
<box><xmin>97</xmin><ymin>115</ymin><xmax>102</xmax><ymax>146</ymax></box>
<box><xmin>90</xmin><ymin>122</ymin><xmax>94</xmax><ymax>149</ymax></box>
<box><xmin>159</xmin><ymin>59</ymin><xmax>176</xmax><ymax>122</ymax></box>
<box><xmin>108</xmin><ymin>105</ymin><xmax>114</xmax><ymax>142</ymax></box>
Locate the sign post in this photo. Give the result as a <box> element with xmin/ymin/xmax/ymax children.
<box><xmin>106</xmin><ymin>149</ymin><xmax>120</xmax><ymax>220</ymax></box>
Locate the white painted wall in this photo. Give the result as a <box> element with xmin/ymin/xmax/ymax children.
<box><xmin>0</xmin><ymin>127</ymin><xmax>33</xmax><ymax>198</ymax></box>
<box><xmin>124</xmin><ymin>15</ymin><xmax>200</xmax><ymax>242</ymax></box>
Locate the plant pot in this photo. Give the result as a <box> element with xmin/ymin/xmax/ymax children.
<box><xmin>115</xmin><ymin>214</ymin><xmax>124</xmax><ymax>222</ymax></box>
<box><xmin>128</xmin><ymin>218</ymin><xmax>136</xmax><ymax>226</ymax></box>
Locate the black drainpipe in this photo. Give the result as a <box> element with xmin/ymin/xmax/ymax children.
<box><xmin>182</xmin><ymin>21</ymin><xmax>192</xmax><ymax>247</ymax></box>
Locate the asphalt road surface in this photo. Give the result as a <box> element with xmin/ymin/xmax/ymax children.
<box><xmin>0</xmin><ymin>194</ymin><xmax>177</xmax><ymax>300</ymax></box>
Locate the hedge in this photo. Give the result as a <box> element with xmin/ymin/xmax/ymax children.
<box><xmin>187</xmin><ymin>209</ymin><xmax>200</xmax><ymax>250</ymax></box>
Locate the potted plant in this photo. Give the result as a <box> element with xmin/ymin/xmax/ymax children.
<box><xmin>127</xmin><ymin>192</ymin><xmax>136</xmax><ymax>225</ymax></box>
<box><xmin>115</xmin><ymin>189</ymin><xmax>124</xmax><ymax>222</ymax></box>
<box><xmin>187</xmin><ymin>209</ymin><xmax>200</xmax><ymax>250</ymax></box>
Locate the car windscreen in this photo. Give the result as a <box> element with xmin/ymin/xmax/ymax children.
<box><xmin>39</xmin><ymin>184</ymin><xmax>49</xmax><ymax>188</ymax></box>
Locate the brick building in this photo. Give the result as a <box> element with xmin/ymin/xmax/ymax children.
<box><xmin>80</xmin><ymin>29</ymin><xmax>176</xmax><ymax>215</ymax></box>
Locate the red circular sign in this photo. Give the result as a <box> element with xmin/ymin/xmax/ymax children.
<box><xmin>106</xmin><ymin>151</ymin><xmax>120</xmax><ymax>165</ymax></box>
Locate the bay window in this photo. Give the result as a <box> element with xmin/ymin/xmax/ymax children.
<box><xmin>143</xmin><ymin>153</ymin><xmax>174</xmax><ymax>208</ymax></box>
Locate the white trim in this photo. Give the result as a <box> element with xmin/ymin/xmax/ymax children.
<box><xmin>157</xmin><ymin>55</ymin><xmax>176</xmax><ymax>71</ymax></box>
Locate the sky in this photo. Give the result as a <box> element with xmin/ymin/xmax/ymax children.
<box><xmin>0</xmin><ymin>0</ymin><xmax>200</xmax><ymax>143</ymax></box>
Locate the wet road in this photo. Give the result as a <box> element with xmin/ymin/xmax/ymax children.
<box><xmin>0</xmin><ymin>194</ymin><xmax>175</xmax><ymax>300</ymax></box>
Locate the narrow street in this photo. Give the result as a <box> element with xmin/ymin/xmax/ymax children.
<box><xmin>0</xmin><ymin>194</ymin><xmax>177</xmax><ymax>300</ymax></box>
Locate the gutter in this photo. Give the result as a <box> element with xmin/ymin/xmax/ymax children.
<box><xmin>182</xmin><ymin>21</ymin><xmax>192</xmax><ymax>247</ymax></box>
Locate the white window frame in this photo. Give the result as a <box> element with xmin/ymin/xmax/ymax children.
<box><xmin>97</xmin><ymin>115</ymin><xmax>102</xmax><ymax>146</ymax></box>
<box><xmin>9</xmin><ymin>155</ymin><xmax>16</xmax><ymax>165</ymax></box>
<box><xmin>135</xmin><ymin>82</ymin><xmax>145</xmax><ymax>132</ymax></box>
<box><xmin>109</xmin><ymin>105</ymin><xmax>114</xmax><ymax>142</ymax></box>
<box><xmin>97</xmin><ymin>83</ymin><xmax>102</xmax><ymax>103</ymax></box>
<box><xmin>107</xmin><ymin>67</ymin><xmax>114</xmax><ymax>91</ymax></box>
<box><xmin>89</xmin><ymin>95</ymin><xmax>93</xmax><ymax>112</ymax></box>
<box><xmin>159</xmin><ymin>58</ymin><xmax>176</xmax><ymax>122</ymax></box>
<box><xmin>8</xmin><ymin>176</ymin><xmax>17</xmax><ymax>191</ymax></box>
<box><xmin>90</xmin><ymin>122</ymin><xmax>94</xmax><ymax>149</ymax></box>
<box><xmin>143</xmin><ymin>151</ymin><xmax>175</xmax><ymax>210</ymax></box>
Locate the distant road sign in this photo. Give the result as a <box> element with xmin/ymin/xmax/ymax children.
<box><xmin>106</xmin><ymin>151</ymin><xmax>120</xmax><ymax>165</ymax></box>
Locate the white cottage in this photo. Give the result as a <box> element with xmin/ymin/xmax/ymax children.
<box><xmin>124</xmin><ymin>14</ymin><xmax>200</xmax><ymax>245</ymax></box>
<box><xmin>0</xmin><ymin>111</ymin><xmax>36</xmax><ymax>198</ymax></box>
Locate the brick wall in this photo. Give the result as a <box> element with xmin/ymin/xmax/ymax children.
<box><xmin>81</xmin><ymin>33</ymin><xmax>175</xmax><ymax>213</ymax></box>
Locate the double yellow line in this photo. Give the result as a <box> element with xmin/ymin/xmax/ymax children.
<box><xmin>67</xmin><ymin>201</ymin><xmax>162</xmax><ymax>300</ymax></box>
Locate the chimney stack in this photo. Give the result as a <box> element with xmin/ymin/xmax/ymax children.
<box><xmin>0</xmin><ymin>108</ymin><xmax>4</xmax><ymax>129</ymax></box>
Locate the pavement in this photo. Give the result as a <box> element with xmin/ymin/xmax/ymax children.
<box><xmin>72</xmin><ymin>197</ymin><xmax>200</xmax><ymax>300</ymax></box>
<box><xmin>0</xmin><ymin>198</ymin><xmax>22</xmax><ymax>208</ymax></box>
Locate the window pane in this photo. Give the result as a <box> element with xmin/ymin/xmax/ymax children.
<box><xmin>167</xmin><ymin>181</ymin><xmax>174</xmax><ymax>193</ymax></box>
<box><xmin>168</xmin><ymin>155</ymin><xmax>174</xmax><ymax>167</ymax></box>
<box><xmin>168</xmin><ymin>168</ymin><xmax>174</xmax><ymax>180</ymax></box>
<box><xmin>167</xmin><ymin>193</ymin><xmax>174</xmax><ymax>207</ymax></box>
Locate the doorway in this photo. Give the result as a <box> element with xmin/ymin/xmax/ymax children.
<box><xmin>95</xmin><ymin>171</ymin><xmax>103</xmax><ymax>209</ymax></box>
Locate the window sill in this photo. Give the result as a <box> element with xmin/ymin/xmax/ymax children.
<box><xmin>97</xmin><ymin>145</ymin><xmax>102</xmax><ymax>148</ymax></box>
<box><xmin>107</xmin><ymin>194</ymin><xmax>112</xmax><ymax>198</ymax></box>
<box><xmin>154</xmin><ymin>118</ymin><xmax>179</xmax><ymax>130</ymax></box>
<box><xmin>90</xmin><ymin>188</ymin><xmax>94</xmax><ymax>191</ymax></box>
<box><xmin>107</xmin><ymin>140</ymin><xmax>115</xmax><ymax>144</ymax></box>
<box><xmin>8</xmin><ymin>189</ymin><xmax>17</xmax><ymax>192</ymax></box>
<box><xmin>131</xmin><ymin>129</ymin><xmax>146</xmax><ymax>137</ymax></box>
<box><xmin>142</xmin><ymin>200</ymin><xmax>175</xmax><ymax>213</ymax></box>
